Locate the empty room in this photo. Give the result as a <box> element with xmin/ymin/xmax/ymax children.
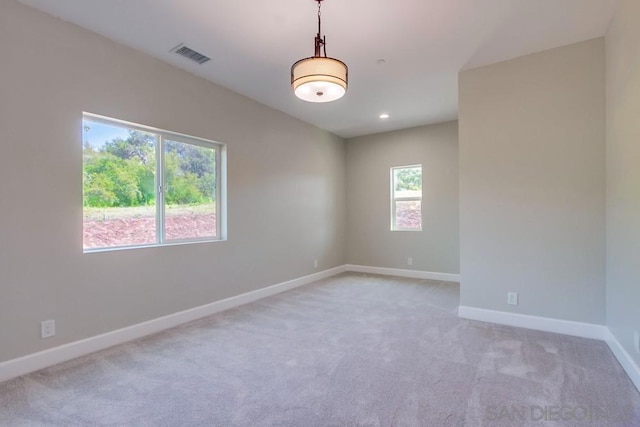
<box><xmin>1</xmin><ymin>0</ymin><xmax>639</xmax><ymax>425</ymax></box>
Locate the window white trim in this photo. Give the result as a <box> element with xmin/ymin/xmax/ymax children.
<box><xmin>390</xmin><ymin>164</ymin><xmax>423</xmax><ymax>231</ymax></box>
<box><xmin>82</xmin><ymin>112</ymin><xmax>226</xmax><ymax>252</ymax></box>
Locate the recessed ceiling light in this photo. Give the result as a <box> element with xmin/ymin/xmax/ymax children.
<box><xmin>379</xmin><ymin>113</ymin><xmax>390</xmax><ymax>119</ymax></box>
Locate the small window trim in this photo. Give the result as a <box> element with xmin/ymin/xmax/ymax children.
<box><xmin>82</xmin><ymin>112</ymin><xmax>227</xmax><ymax>253</ymax></box>
<box><xmin>390</xmin><ymin>164</ymin><xmax>423</xmax><ymax>232</ymax></box>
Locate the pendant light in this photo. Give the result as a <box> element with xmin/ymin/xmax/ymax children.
<box><xmin>291</xmin><ymin>0</ymin><xmax>348</xmax><ymax>103</ymax></box>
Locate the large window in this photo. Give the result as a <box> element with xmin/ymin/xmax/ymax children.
<box><xmin>391</xmin><ymin>165</ymin><xmax>422</xmax><ymax>231</ymax></box>
<box><xmin>82</xmin><ymin>113</ymin><xmax>224</xmax><ymax>251</ymax></box>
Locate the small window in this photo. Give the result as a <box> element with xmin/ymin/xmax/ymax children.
<box><xmin>82</xmin><ymin>113</ymin><xmax>224</xmax><ymax>251</ymax></box>
<box><xmin>391</xmin><ymin>165</ymin><xmax>422</xmax><ymax>231</ymax></box>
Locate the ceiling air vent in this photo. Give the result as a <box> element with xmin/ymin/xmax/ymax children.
<box><xmin>170</xmin><ymin>43</ymin><xmax>210</xmax><ymax>65</ymax></box>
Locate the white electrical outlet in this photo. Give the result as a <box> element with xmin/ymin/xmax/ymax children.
<box><xmin>634</xmin><ymin>331</ymin><xmax>639</xmax><ymax>354</ymax></box>
<box><xmin>407</xmin><ymin>257</ymin><xmax>413</xmax><ymax>266</ymax></box>
<box><xmin>314</xmin><ymin>259</ymin><xmax>318</xmax><ymax>269</ymax></box>
<box><xmin>507</xmin><ymin>292</ymin><xmax>518</xmax><ymax>305</ymax></box>
<box><xmin>41</xmin><ymin>320</ymin><xmax>55</xmax><ymax>339</ymax></box>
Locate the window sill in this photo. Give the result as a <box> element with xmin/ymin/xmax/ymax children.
<box><xmin>83</xmin><ymin>238</ymin><xmax>227</xmax><ymax>254</ymax></box>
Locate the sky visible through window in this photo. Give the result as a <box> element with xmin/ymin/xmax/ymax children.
<box><xmin>83</xmin><ymin>121</ymin><xmax>140</xmax><ymax>149</ymax></box>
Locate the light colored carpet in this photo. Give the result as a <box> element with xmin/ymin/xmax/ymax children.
<box><xmin>1</xmin><ymin>273</ymin><xmax>639</xmax><ymax>426</ymax></box>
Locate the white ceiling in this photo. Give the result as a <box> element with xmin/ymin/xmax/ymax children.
<box><xmin>20</xmin><ymin>0</ymin><xmax>618</xmax><ymax>138</ymax></box>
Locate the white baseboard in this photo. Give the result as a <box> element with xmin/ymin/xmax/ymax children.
<box><xmin>345</xmin><ymin>264</ymin><xmax>460</xmax><ymax>283</ymax></box>
<box><xmin>457</xmin><ymin>305</ymin><xmax>608</xmax><ymax>340</ymax></box>
<box><xmin>0</xmin><ymin>265</ymin><xmax>347</xmax><ymax>384</ymax></box>
<box><xmin>605</xmin><ymin>330</ymin><xmax>640</xmax><ymax>392</ymax></box>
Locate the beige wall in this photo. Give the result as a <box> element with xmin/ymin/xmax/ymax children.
<box><xmin>346</xmin><ymin>122</ymin><xmax>459</xmax><ymax>274</ymax></box>
<box><xmin>459</xmin><ymin>39</ymin><xmax>606</xmax><ymax>323</ymax></box>
<box><xmin>0</xmin><ymin>0</ymin><xmax>346</xmax><ymax>362</ymax></box>
<box><xmin>3</xmin><ymin>0</ymin><xmax>630</xmax><ymax>368</ymax></box>
<box><xmin>606</xmin><ymin>0</ymin><xmax>640</xmax><ymax>365</ymax></box>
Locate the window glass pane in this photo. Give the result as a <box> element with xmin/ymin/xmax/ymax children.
<box><xmin>82</xmin><ymin>120</ymin><xmax>157</xmax><ymax>249</ymax></box>
<box><xmin>393</xmin><ymin>166</ymin><xmax>422</xmax><ymax>198</ymax></box>
<box><xmin>395</xmin><ymin>200</ymin><xmax>422</xmax><ymax>230</ymax></box>
<box><xmin>392</xmin><ymin>165</ymin><xmax>422</xmax><ymax>231</ymax></box>
<box><xmin>164</xmin><ymin>140</ymin><xmax>216</xmax><ymax>241</ymax></box>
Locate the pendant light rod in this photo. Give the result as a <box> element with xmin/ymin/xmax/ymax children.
<box><xmin>315</xmin><ymin>0</ymin><xmax>327</xmax><ymax>58</ymax></box>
